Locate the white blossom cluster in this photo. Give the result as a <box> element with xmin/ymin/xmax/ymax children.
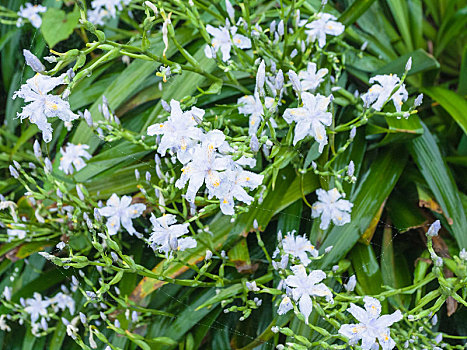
<box><xmin>1</xmin><ymin>286</ymin><xmax>75</xmax><ymax>337</ymax></box>
<box><xmin>87</xmin><ymin>0</ymin><xmax>131</xmax><ymax>26</ymax></box>
<box><xmin>272</xmin><ymin>232</ymin><xmax>333</xmax><ymax>323</ymax></box>
<box><xmin>147</xmin><ymin>100</ymin><xmax>264</xmax><ymax>216</ymax></box>
<box><xmin>204</xmin><ymin>1</ymin><xmax>251</xmax><ymax>62</ymax></box>
<box><xmin>16</xmin><ymin>3</ymin><xmax>46</xmax><ymax>28</ymax></box>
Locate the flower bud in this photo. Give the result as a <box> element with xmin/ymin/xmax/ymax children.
<box><xmin>145</xmin><ymin>1</ymin><xmax>158</xmax><ymax>16</ymax></box>
<box><xmin>256</xmin><ymin>60</ymin><xmax>266</xmax><ymax>96</ymax></box>
<box><xmin>405</xmin><ymin>57</ymin><xmax>412</xmax><ymax>71</ymax></box>
<box><xmin>414</xmin><ymin>93</ymin><xmax>423</xmax><ymax>107</ymax></box>
<box><xmin>33</xmin><ymin>140</ymin><xmax>42</xmax><ymax>159</ymax></box>
<box><xmin>277</xmin><ymin>20</ymin><xmax>284</xmax><ymax>36</ymax></box>
<box><xmin>44</xmin><ymin>157</ymin><xmax>53</xmax><ymax>173</ymax></box>
<box><xmin>347</xmin><ymin>160</ymin><xmax>355</xmax><ymax>177</ymax></box>
<box><xmin>83</xmin><ymin>109</ymin><xmax>93</xmax><ymax>127</ymax></box>
<box><xmin>9</xmin><ymin>165</ymin><xmax>19</xmax><ymax>179</ymax></box>
<box><xmin>79</xmin><ymin>312</ymin><xmax>87</xmax><ymax>325</ymax></box>
<box><xmin>23</xmin><ymin>50</ymin><xmax>45</xmax><ymax>73</ymax></box>
<box><xmin>161</xmin><ymin>99</ymin><xmax>171</xmax><ymax>112</ymax></box>
<box><xmin>427</xmin><ymin>220</ymin><xmax>441</xmax><ymax>237</ymax></box>
<box><xmin>275</xmin><ymin>69</ymin><xmax>284</xmax><ymax>91</ymax></box>
<box><xmin>250</xmin><ymin>135</ymin><xmax>259</xmax><ymax>153</ymax></box>
<box><xmin>360</xmin><ymin>41</ymin><xmax>368</xmax><ymax>51</ymax></box>
<box><xmin>225</xmin><ymin>0</ymin><xmax>235</xmax><ymax>22</ymax></box>
<box><xmin>288</xmin><ymin>70</ymin><xmax>301</xmax><ymax>95</ymax></box>
<box><xmin>145</xmin><ymin>171</ymin><xmax>151</xmax><ymax>182</ymax></box>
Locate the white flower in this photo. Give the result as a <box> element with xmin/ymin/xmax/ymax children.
<box><xmin>205</xmin><ymin>25</ymin><xmax>251</xmax><ymax>61</ymax></box>
<box><xmin>246</xmin><ymin>281</ymin><xmax>260</xmax><ymax>291</ymax></box>
<box><xmin>284</xmin><ymin>265</ymin><xmax>333</xmax><ymax>323</ymax></box>
<box><xmin>175</xmin><ymin>130</ymin><xmax>230</xmax><ymax>202</ymax></box>
<box><xmin>87</xmin><ymin>0</ymin><xmax>130</xmax><ymax>24</ymax></box>
<box><xmin>66</xmin><ymin>322</ymin><xmax>79</xmax><ymax>339</ymax></box>
<box><xmin>213</xmin><ymin>168</ymin><xmax>264</xmax><ymax>215</ymax></box>
<box><xmin>3</xmin><ymin>286</ymin><xmax>12</xmax><ymax>301</ymax></box>
<box><xmin>298</xmin><ymin>62</ymin><xmax>328</xmax><ymax>92</ymax></box>
<box><xmin>17</xmin><ymin>3</ymin><xmax>47</xmax><ymax>28</ymax></box>
<box><xmin>302</xmin><ymin>13</ymin><xmax>345</xmax><ymax>48</ymax></box>
<box><xmin>87</xmin><ymin>7</ymin><xmax>109</xmax><ymax>25</ymax></box>
<box><xmin>24</xmin><ymin>292</ymin><xmax>50</xmax><ymax>323</ymax></box>
<box><xmin>147</xmin><ymin>100</ymin><xmax>204</xmax><ymax>163</ymax></box>
<box><xmin>338</xmin><ymin>296</ymin><xmax>402</xmax><ymax>350</ymax></box>
<box><xmin>98</xmin><ymin>194</ymin><xmax>146</xmax><ymax>236</ymax></box>
<box><xmin>283</xmin><ymin>92</ymin><xmax>332</xmax><ymax>151</ymax></box>
<box><xmin>280</xmin><ymin>231</ymin><xmax>318</xmax><ymax>266</ymax></box>
<box><xmin>361</xmin><ymin>74</ymin><xmax>408</xmax><ymax>112</ymax></box>
<box><xmin>0</xmin><ymin>315</ymin><xmax>11</xmax><ymax>332</ymax></box>
<box><xmin>59</xmin><ymin>143</ymin><xmax>92</xmax><ymax>175</ymax></box>
<box><xmin>13</xmin><ymin>57</ymin><xmax>78</xmax><ymax>143</ymax></box>
<box><xmin>92</xmin><ymin>0</ymin><xmax>122</xmax><ymax>16</ymax></box>
<box><xmin>237</xmin><ymin>93</ymin><xmax>275</xmax><ymax>136</ymax></box>
<box><xmin>277</xmin><ymin>295</ymin><xmax>294</xmax><ymax>315</ymax></box>
<box><xmin>50</xmin><ymin>292</ymin><xmax>75</xmax><ymax>314</ymax></box>
<box><xmin>311</xmin><ymin>188</ymin><xmax>353</xmax><ymax>230</ymax></box>
<box><xmin>148</xmin><ymin>214</ymin><xmax>196</xmax><ymax>256</ymax></box>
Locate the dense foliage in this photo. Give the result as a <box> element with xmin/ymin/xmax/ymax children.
<box><xmin>0</xmin><ymin>0</ymin><xmax>466</xmax><ymax>349</ymax></box>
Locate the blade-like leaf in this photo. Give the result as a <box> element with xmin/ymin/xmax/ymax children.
<box><xmin>422</xmin><ymin>86</ymin><xmax>467</xmax><ymax>135</ymax></box>
<box><xmin>408</xmin><ymin>122</ymin><xmax>467</xmax><ymax>248</ymax></box>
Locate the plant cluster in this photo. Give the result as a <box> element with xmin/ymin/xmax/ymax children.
<box><xmin>0</xmin><ymin>0</ymin><xmax>466</xmax><ymax>349</ymax></box>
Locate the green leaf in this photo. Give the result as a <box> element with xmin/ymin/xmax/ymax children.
<box><xmin>41</xmin><ymin>7</ymin><xmax>80</xmax><ymax>48</ymax></box>
<box><xmin>277</xmin><ymin>199</ymin><xmax>303</xmax><ymax>234</ymax></box>
<box><xmin>408</xmin><ymin>122</ymin><xmax>467</xmax><ymax>248</ymax></box>
<box><xmin>459</xmin><ymin>45</ymin><xmax>467</xmax><ymax>95</ymax></box>
<box><xmin>407</xmin><ymin>0</ymin><xmax>423</xmax><ymax>49</ymax></box>
<box><xmin>381</xmin><ymin>225</ymin><xmax>412</xmax><ymax>309</ymax></box>
<box><xmin>318</xmin><ymin>147</ymin><xmax>407</xmax><ymax>268</ymax></box>
<box><xmin>385</xmin><ymin>0</ymin><xmax>413</xmax><ymax>52</ymax></box>
<box><xmin>435</xmin><ymin>6</ymin><xmax>467</xmax><ymax>56</ymax></box>
<box><xmin>386</xmin><ymin>193</ymin><xmax>427</xmax><ymax>233</ymax></box>
<box><xmin>350</xmin><ymin>243</ymin><xmax>385</xmax><ymax>296</ymax></box>
<box><xmin>227</xmin><ymin>238</ymin><xmax>252</xmax><ymax>273</ymax></box>
<box><xmin>422</xmin><ymin>86</ymin><xmax>467</xmax><ymax>135</ymax></box>
<box><xmin>369</xmin><ymin>115</ymin><xmax>424</xmax><ymax>149</ymax></box>
<box><xmin>339</xmin><ymin>0</ymin><xmax>377</xmax><ymax>26</ymax></box>
<box><xmin>205</xmin><ymin>80</ymin><xmax>223</xmax><ymax>94</ymax></box>
<box><xmin>374</xmin><ymin>49</ymin><xmax>440</xmax><ymax>77</ymax></box>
